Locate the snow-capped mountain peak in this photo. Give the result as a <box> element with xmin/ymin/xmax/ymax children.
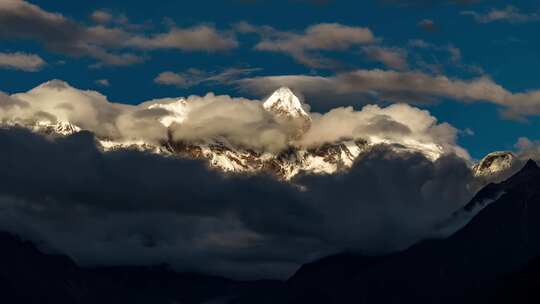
<box><xmin>0</xmin><ymin>84</ymin><xmax>515</xmax><ymax>183</ymax></box>
<box><xmin>148</xmin><ymin>98</ymin><xmax>189</xmax><ymax>127</ymax></box>
<box><xmin>24</xmin><ymin>119</ymin><xmax>82</xmax><ymax>136</ymax></box>
<box><xmin>263</xmin><ymin>87</ymin><xmax>309</xmax><ymax>119</ymax></box>
<box><xmin>472</xmin><ymin>151</ymin><xmax>516</xmax><ymax>177</ymax></box>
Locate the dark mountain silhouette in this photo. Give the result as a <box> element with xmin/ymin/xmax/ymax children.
<box><xmin>0</xmin><ymin>231</ymin><xmax>282</xmax><ymax>303</ymax></box>
<box><xmin>0</xmin><ymin>160</ymin><xmax>539</xmax><ymax>303</ymax></box>
<box><xmin>494</xmin><ymin>255</ymin><xmax>540</xmax><ymax>304</ymax></box>
<box><xmin>0</xmin><ymin>232</ymin><xmax>91</xmax><ymax>303</ymax></box>
<box><xmin>281</xmin><ymin>159</ymin><xmax>540</xmax><ymax>303</ymax></box>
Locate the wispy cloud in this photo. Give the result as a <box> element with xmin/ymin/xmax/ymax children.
<box><xmin>361</xmin><ymin>46</ymin><xmax>409</xmax><ymax>70</ymax></box>
<box><xmin>0</xmin><ymin>0</ymin><xmax>238</xmax><ymax>67</ymax></box>
<box><xmin>154</xmin><ymin>67</ymin><xmax>261</xmax><ymax>88</ymax></box>
<box><xmin>127</xmin><ymin>25</ymin><xmax>238</xmax><ymax>52</ymax></box>
<box><xmin>462</xmin><ymin>6</ymin><xmax>540</xmax><ymax>23</ymax></box>
<box><xmin>407</xmin><ymin>40</ymin><xmax>484</xmax><ymax>75</ymax></box>
<box><xmin>236</xmin><ymin>22</ymin><xmax>376</xmax><ymax>68</ymax></box>
<box><xmin>238</xmin><ymin>68</ymin><xmax>540</xmax><ymax>120</ymax></box>
<box><xmin>0</xmin><ymin>51</ymin><xmax>46</xmax><ymax>71</ymax></box>
<box><xmin>90</xmin><ymin>10</ymin><xmax>113</xmax><ymax>24</ymax></box>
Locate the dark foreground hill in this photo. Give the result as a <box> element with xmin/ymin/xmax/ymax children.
<box><xmin>1</xmin><ymin>160</ymin><xmax>540</xmax><ymax>303</ymax></box>
<box><xmin>0</xmin><ymin>231</ymin><xmax>283</xmax><ymax>303</ymax></box>
<box><xmin>282</xmin><ymin>159</ymin><xmax>540</xmax><ymax>303</ymax></box>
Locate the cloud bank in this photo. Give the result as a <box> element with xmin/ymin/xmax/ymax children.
<box><xmin>0</xmin><ymin>127</ymin><xmax>476</xmax><ymax>279</ymax></box>
<box><xmin>0</xmin><ymin>80</ymin><xmax>467</xmax><ymax>157</ymax></box>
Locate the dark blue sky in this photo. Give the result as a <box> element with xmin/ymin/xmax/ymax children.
<box><xmin>1</xmin><ymin>0</ymin><xmax>540</xmax><ymax>158</ymax></box>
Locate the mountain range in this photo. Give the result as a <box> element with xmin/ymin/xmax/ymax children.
<box><xmin>0</xmin><ymin>86</ymin><xmax>520</xmax><ymax>180</ymax></box>
<box><xmin>2</xmin><ymin>84</ymin><xmax>538</xmax><ymax>303</ymax></box>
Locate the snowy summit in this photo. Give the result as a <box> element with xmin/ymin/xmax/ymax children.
<box><xmin>263</xmin><ymin>87</ymin><xmax>309</xmax><ymax>119</ymax></box>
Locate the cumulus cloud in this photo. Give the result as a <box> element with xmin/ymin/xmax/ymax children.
<box><xmin>298</xmin><ymin>103</ymin><xmax>469</xmax><ymax>159</ymax></box>
<box><xmin>0</xmin><ymin>127</ymin><xmax>477</xmax><ymax>279</ymax></box>
<box><xmin>239</xmin><ymin>69</ymin><xmax>540</xmax><ymax>119</ymax></box>
<box><xmin>169</xmin><ymin>94</ymin><xmax>289</xmax><ymax>152</ymax></box>
<box><xmin>1</xmin><ymin>80</ymin><xmax>127</xmax><ymax>139</ymax></box>
<box><xmin>0</xmin><ymin>0</ymin><xmax>237</xmax><ymax>66</ymax></box>
<box><xmin>1</xmin><ymin>80</ymin><xmax>288</xmax><ymax>151</ymax></box>
<box><xmin>237</xmin><ymin>22</ymin><xmax>376</xmax><ymax>68</ymax></box>
<box><xmin>1</xmin><ymin>80</ymin><xmax>472</xmax><ymax>155</ymax></box>
<box><xmin>462</xmin><ymin>6</ymin><xmax>540</xmax><ymax>23</ymax></box>
<box><xmin>0</xmin><ymin>51</ymin><xmax>46</xmax><ymax>71</ymax></box>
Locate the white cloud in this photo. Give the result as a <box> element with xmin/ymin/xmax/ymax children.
<box><xmin>238</xmin><ymin>69</ymin><xmax>540</xmax><ymax>119</ymax></box>
<box><xmin>238</xmin><ymin>22</ymin><xmax>376</xmax><ymax>68</ymax></box>
<box><xmin>154</xmin><ymin>71</ymin><xmax>190</xmax><ymax>87</ymax></box>
<box><xmin>0</xmin><ymin>51</ymin><xmax>46</xmax><ymax>71</ymax></box>
<box><xmin>1</xmin><ymin>79</ymin><xmax>471</xmax><ymax>156</ymax></box>
<box><xmin>0</xmin><ymin>0</ymin><xmax>237</xmax><ymax>67</ymax></box>
<box><xmin>239</xmin><ymin>69</ymin><xmax>509</xmax><ymax>106</ymax></box>
<box><xmin>297</xmin><ymin>103</ymin><xmax>468</xmax><ymax>159</ymax></box>
<box><xmin>126</xmin><ymin>25</ymin><xmax>238</xmax><ymax>51</ymax></box>
<box><xmin>1</xmin><ymin>80</ymin><xmax>287</xmax><ymax>151</ymax></box>
<box><xmin>169</xmin><ymin>93</ymin><xmax>289</xmax><ymax>152</ymax></box>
